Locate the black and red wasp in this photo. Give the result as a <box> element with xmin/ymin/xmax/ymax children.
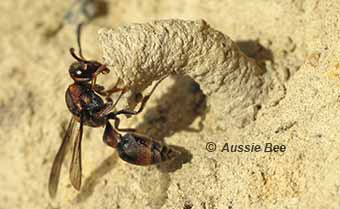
<box><xmin>48</xmin><ymin>25</ymin><xmax>179</xmax><ymax>198</ymax></box>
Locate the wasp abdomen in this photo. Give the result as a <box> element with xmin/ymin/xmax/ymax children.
<box><xmin>117</xmin><ymin>133</ymin><xmax>178</xmax><ymax>165</ymax></box>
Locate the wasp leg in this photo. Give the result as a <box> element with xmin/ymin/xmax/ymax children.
<box><xmin>114</xmin><ymin>116</ymin><xmax>136</xmax><ymax>132</ymax></box>
<box><xmin>91</xmin><ymin>64</ymin><xmax>110</xmax><ymax>89</ymax></box>
<box><xmin>94</xmin><ymin>85</ymin><xmax>127</xmax><ymax>98</ymax></box>
<box><xmin>95</xmin><ymin>87</ymin><xmax>128</xmax><ymax>119</ymax></box>
<box><xmin>116</xmin><ymin>133</ymin><xmax>179</xmax><ymax>166</ymax></box>
<box><xmin>114</xmin><ymin>76</ymin><xmax>167</xmax><ymax>117</ymax></box>
<box><xmin>107</xmin><ymin>113</ymin><xmax>136</xmax><ymax>132</ymax></box>
<box><xmin>94</xmin><ymin>78</ymin><xmax>127</xmax><ymax>99</ymax></box>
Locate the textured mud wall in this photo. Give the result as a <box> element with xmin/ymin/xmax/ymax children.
<box><xmin>1</xmin><ymin>0</ymin><xmax>340</xmax><ymax>209</ymax></box>
<box><xmin>99</xmin><ymin>19</ymin><xmax>269</xmax><ymax>128</ymax></box>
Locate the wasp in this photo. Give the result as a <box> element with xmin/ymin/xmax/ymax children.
<box><xmin>48</xmin><ymin>26</ymin><xmax>179</xmax><ymax>198</ymax></box>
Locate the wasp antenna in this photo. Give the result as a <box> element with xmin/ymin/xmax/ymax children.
<box><xmin>70</xmin><ymin>48</ymin><xmax>86</xmax><ymax>62</ymax></box>
<box><xmin>76</xmin><ymin>23</ymin><xmax>85</xmax><ymax>60</ymax></box>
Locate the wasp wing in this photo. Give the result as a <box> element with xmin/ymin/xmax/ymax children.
<box><xmin>69</xmin><ymin>113</ymin><xmax>84</xmax><ymax>190</ymax></box>
<box><xmin>48</xmin><ymin>117</ymin><xmax>77</xmax><ymax>198</ymax></box>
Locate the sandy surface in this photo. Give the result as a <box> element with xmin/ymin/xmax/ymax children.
<box><xmin>1</xmin><ymin>0</ymin><xmax>340</xmax><ymax>209</ymax></box>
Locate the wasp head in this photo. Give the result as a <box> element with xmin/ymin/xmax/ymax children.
<box><xmin>68</xmin><ymin>48</ymin><xmax>109</xmax><ymax>83</ymax></box>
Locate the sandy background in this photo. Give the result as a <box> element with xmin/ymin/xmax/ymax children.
<box><xmin>1</xmin><ymin>0</ymin><xmax>340</xmax><ymax>208</ymax></box>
